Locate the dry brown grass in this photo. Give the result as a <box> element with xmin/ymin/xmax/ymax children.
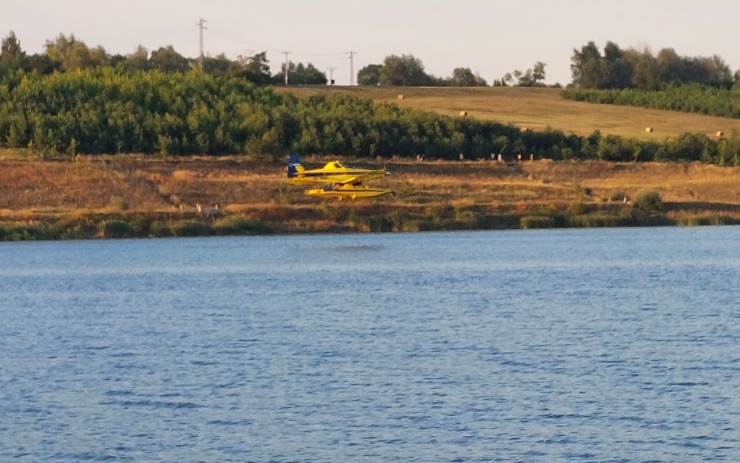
<box><xmin>0</xmin><ymin>159</ymin><xmax>169</xmax><ymax>211</ymax></box>
<box><xmin>2</xmin><ymin>155</ymin><xmax>739</xmax><ymax>224</ymax></box>
<box><xmin>279</xmin><ymin>86</ymin><xmax>740</xmax><ymax>141</ymax></box>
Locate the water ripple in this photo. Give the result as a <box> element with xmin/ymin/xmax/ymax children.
<box><xmin>1</xmin><ymin>228</ymin><xmax>739</xmax><ymax>462</ymax></box>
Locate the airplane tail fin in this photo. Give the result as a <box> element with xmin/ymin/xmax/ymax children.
<box><xmin>287</xmin><ymin>153</ymin><xmax>305</xmax><ymax>178</ymax></box>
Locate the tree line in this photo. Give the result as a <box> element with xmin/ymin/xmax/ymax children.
<box><xmin>3</xmin><ymin>31</ymin><xmax>740</xmax><ymax>91</ymax></box>
<box><xmin>356</xmin><ymin>55</ymin><xmax>549</xmax><ymax>87</ymax></box>
<box><xmin>563</xmin><ymin>84</ymin><xmax>740</xmax><ymax>119</ymax></box>
<box><xmin>0</xmin><ymin>67</ymin><xmax>739</xmax><ymax>165</ymax></box>
<box><xmin>0</xmin><ymin>67</ymin><xmax>559</xmax><ymax>157</ymax></box>
<box><xmin>570</xmin><ymin>41</ymin><xmax>737</xmax><ymax>90</ymax></box>
<box><xmin>0</xmin><ymin>31</ymin><xmax>327</xmax><ymax>86</ymax></box>
<box><xmin>0</xmin><ymin>31</ymin><xmax>545</xmax><ymax>88</ymax></box>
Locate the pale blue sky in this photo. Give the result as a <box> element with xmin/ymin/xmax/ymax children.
<box><xmin>3</xmin><ymin>0</ymin><xmax>739</xmax><ymax>85</ymax></box>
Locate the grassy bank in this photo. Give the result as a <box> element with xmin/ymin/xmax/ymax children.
<box><xmin>6</xmin><ymin>206</ymin><xmax>733</xmax><ymax>242</ymax></box>
<box><xmin>2</xmin><ymin>153</ymin><xmax>739</xmax><ymax>241</ymax></box>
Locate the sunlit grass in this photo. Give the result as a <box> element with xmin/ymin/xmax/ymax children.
<box><xmin>279</xmin><ymin>86</ymin><xmax>740</xmax><ymax>141</ymax></box>
<box><xmin>1</xmin><ymin>155</ymin><xmax>739</xmax><ymax>225</ymax></box>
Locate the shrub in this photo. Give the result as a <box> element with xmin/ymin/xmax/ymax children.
<box><xmin>366</xmin><ymin>215</ymin><xmax>394</xmax><ymax>232</ymax></box>
<box><xmin>569</xmin><ymin>201</ymin><xmax>588</xmax><ymax>215</ymax></box>
<box><xmin>607</xmin><ymin>190</ymin><xmax>628</xmax><ymax>202</ymax></box>
<box><xmin>61</xmin><ymin>225</ymin><xmax>88</xmax><ymax>240</ymax></box>
<box><xmin>477</xmin><ymin>213</ymin><xmax>521</xmax><ymax>229</ymax></box>
<box><xmin>678</xmin><ymin>214</ymin><xmax>737</xmax><ymax>226</ymax></box>
<box><xmin>521</xmin><ymin>216</ymin><xmax>555</xmax><ymax>229</ymax></box>
<box><xmin>149</xmin><ymin>220</ymin><xmax>173</xmax><ymax>237</ymax></box>
<box><xmin>99</xmin><ymin>219</ymin><xmax>134</xmax><ymax>238</ymax></box>
<box><xmin>212</xmin><ymin>216</ymin><xmax>270</xmax><ymax>235</ymax></box>
<box><xmin>130</xmin><ymin>215</ymin><xmax>152</xmax><ymax>235</ymax></box>
<box><xmin>107</xmin><ymin>195</ymin><xmax>129</xmax><ymax>211</ymax></box>
<box><xmin>633</xmin><ymin>189</ymin><xmax>664</xmax><ymax>213</ymax></box>
<box><xmin>399</xmin><ymin>220</ymin><xmax>424</xmax><ymax>232</ymax></box>
<box><xmin>171</xmin><ymin>220</ymin><xmax>210</xmax><ymax>237</ymax></box>
<box><xmin>571</xmin><ymin>214</ymin><xmax>620</xmax><ymax>228</ymax></box>
<box><xmin>0</xmin><ymin>224</ymin><xmax>33</xmax><ymax>241</ymax></box>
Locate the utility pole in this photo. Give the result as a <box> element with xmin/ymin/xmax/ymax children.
<box><xmin>196</xmin><ymin>18</ymin><xmax>207</xmax><ymax>71</ymax></box>
<box><xmin>282</xmin><ymin>51</ymin><xmax>291</xmax><ymax>85</ymax></box>
<box><xmin>327</xmin><ymin>67</ymin><xmax>336</xmax><ymax>85</ymax></box>
<box><xmin>347</xmin><ymin>51</ymin><xmax>356</xmax><ymax>86</ymax></box>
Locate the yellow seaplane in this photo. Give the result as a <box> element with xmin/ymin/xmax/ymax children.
<box><xmin>286</xmin><ymin>154</ymin><xmax>394</xmax><ymax>200</ymax></box>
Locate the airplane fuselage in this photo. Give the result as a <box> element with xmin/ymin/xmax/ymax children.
<box><xmin>287</xmin><ymin>161</ymin><xmax>386</xmax><ymax>185</ymax></box>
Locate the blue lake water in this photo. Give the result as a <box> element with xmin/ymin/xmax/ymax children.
<box><xmin>1</xmin><ymin>227</ymin><xmax>739</xmax><ymax>462</ymax></box>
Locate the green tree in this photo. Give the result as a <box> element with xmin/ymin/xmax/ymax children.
<box><xmin>603</xmin><ymin>41</ymin><xmax>632</xmax><ymax>88</ymax></box>
<box><xmin>512</xmin><ymin>62</ymin><xmax>546</xmax><ymax>87</ymax></box>
<box><xmin>24</xmin><ymin>53</ymin><xmax>59</xmax><ymax>74</ymax></box>
<box><xmin>122</xmin><ymin>45</ymin><xmax>150</xmax><ymax>72</ymax></box>
<box><xmin>149</xmin><ymin>45</ymin><xmax>189</xmax><ymax>73</ymax></box>
<box><xmin>700</xmin><ymin>55</ymin><xmax>733</xmax><ymax>87</ymax></box>
<box><xmin>1</xmin><ymin>31</ymin><xmax>25</xmax><ymax>67</ymax></box>
<box><xmin>357</xmin><ymin>64</ymin><xmax>382</xmax><ymax>86</ymax></box>
<box><xmin>571</xmin><ymin>41</ymin><xmax>607</xmax><ymax>88</ymax></box>
<box><xmin>449</xmin><ymin>67</ymin><xmax>487</xmax><ymax>87</ymax></box>
<box><xmin>275</xmin><ymin>62</ymin><xmax>326</xmax><ymax>85</ymax></box>
<box><xmin>633</xmin><ymin>189</ymin><xmax>664</xmax><ymax>213</ymax></box>
<box><xmin>237</xmin><ymin>52</ymin><xmax>271</xmax><ymax>85</ymax></box>
<box><xmin>44</xmin><ymin>34</ymin><xmax>108</xmax><ymax>70</ymax></box>
<box><xmin>202</xmin><ymin>53</ymin><xmax>231</xmax><ymax>77</ymax></box>
<box><xmin>379</xmin><ymin>54</ymin><xmax>430</xmax><ymax>86</ymax></box>
<box><xmin>629</xmin><ymin>49</ymin><xmax>660</xmax><ymax>90</ymax></box>
<box><xmin>656</xmin><ymin>47</ymin><xmax>681</xmax><ymax>84</ymax></box>
<box><xmin>492</xmin><ymin>73</ymin><xmax>513</xmax><ymax>87</ymax></box>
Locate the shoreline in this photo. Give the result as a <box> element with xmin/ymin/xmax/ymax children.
<box><xmin>2</xmin><ymin>198</ymin><xmax>737</xmax><ymax>243</ymax></box>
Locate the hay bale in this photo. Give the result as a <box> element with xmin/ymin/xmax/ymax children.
<box><xmin>397</xmin><ymin>94</ymin><xmax>405</xmax><ymax>100</ymax></box>
<box><xmin>645</xmin><ymin>127</ymin><xmax>654</xmax><ymax>133</ymax></box>
<box><xmin>716</xmin><ymin>130</ymin><xmax>725</xmax><ymax>138</ymax></box>
<box><xmin>459</xmin><ymin>110</ymin><xmax>468</xmax><ymax>117</ymax></box>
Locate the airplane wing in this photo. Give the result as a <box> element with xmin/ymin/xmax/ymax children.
<box><xmin>305</xmin><ymin>184</ymin><xmax>394</xmax><ymax>199</ymax></box>
<box><xmin>335</xmin><ymin>176</ymin><xmax>360</xmax><ymax>185</ymax></box>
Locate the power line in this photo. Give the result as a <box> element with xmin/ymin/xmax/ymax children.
<box><xmin>208</xmin><ymin>27</ymin><xmax>345</xmax><ymax>58</ymax></box>
<box><xmin>208</xmin><ymin>29</ymin><xmax>276</xmax><ymax>55</ymax></box>
<box><xmin>192</xmin><ymin>24</ymin><xmax>359</xmax><ymax>84</ymax></box>
<box><xmin>208</xmin><ymin>27</ymin><xmax>345</xmax><ymax>57</ymax></box>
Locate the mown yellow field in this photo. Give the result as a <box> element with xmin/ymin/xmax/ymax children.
<box><xmin>280</xmin><ymin>86</ymin><xmax>740</xmax><ymax>141</ymax></box>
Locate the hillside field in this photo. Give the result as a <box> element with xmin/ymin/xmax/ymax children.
<box><xmin>279</xmin><ymin>86</ymin><xmax>740</xmax><ymax>141</ymax></box>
